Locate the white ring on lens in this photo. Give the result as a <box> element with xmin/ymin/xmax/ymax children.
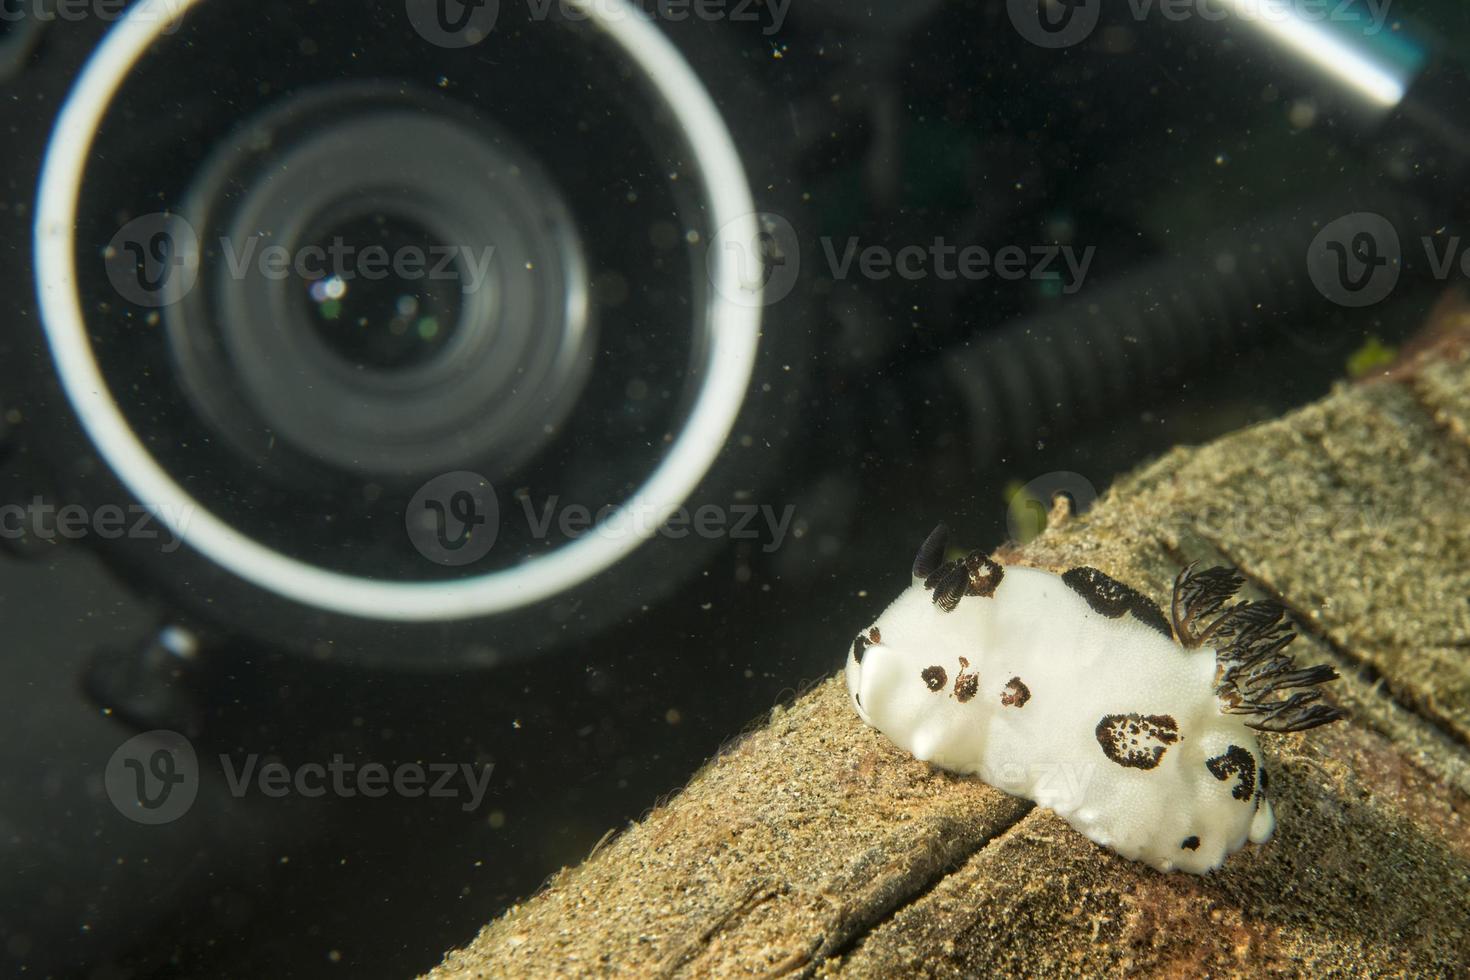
<box><xmin>34</xmin><ymin>0</ymin><xmax>762</xmax><ymax>621</ymax></box>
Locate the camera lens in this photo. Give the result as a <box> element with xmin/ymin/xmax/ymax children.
<box><xmin>31</xmin><ymin>0</ymin><xmax>786</xmax><ymax>654</ymax></box>
<box><xmin>299</xmin><ymin>211</ymin><xmax>467</xmax><ymax>374</ymax></box>
<box><xmin>161</xmin><ymin>91</ymin><xmax>595</xmax><ymax>485</ymax></box>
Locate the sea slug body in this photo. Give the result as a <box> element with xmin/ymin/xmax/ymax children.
<box><xmin>844</xmin><ymin>524</ymin><xmax>1344</xmax><ymax>874</ymax></box>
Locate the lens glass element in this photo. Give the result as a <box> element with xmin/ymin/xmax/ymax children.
<box><xmin>300</xmin><ymin>212</ymin><xmax>468</xmax><ymax>373</ymax></box>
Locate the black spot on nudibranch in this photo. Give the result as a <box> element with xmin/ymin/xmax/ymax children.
<box><xmin>1181</xmin><ymin>836</ymin><xmax>1201</xmax><ymax>851</ymax></box>
<box><xmin>1000</xmin><ymin>677</ymin><xmax>1031</xmax><ymax>708</ymax></box>
<box><xmin>952</xmin><ymin>658</ymin><xmax>979</xmax><ymax>703</ymax></box>
<box><xmin>1206</xmin><ymin>745</ymin><xmax>1257</xmax><ymax>801</ymax></box>
<box><xmin>921</xmin><ymin>666</ymin><xmax>947</xmax><ymax>692</ymax></box>
<box><xmin>1061</xmin><ymin>566</ymin><xmax>1173</xmax><ymax>639</ymax></box>
<box><xmin>963</xmin><ymin>555</ymin><xmax>1004</xmax><ymax>598</ymax></box>
<box><xmin>1095</xmin><ymin>713</ymin><xmax>1182</xmax><ymax>770</ymax></box>
<box><xmin>852</xmin><ymin>627</ymin><xmax>882</xmax><ymax>664</ymax></box>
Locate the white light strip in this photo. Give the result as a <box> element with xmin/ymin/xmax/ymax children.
<box><xmin>34</xmin><ymin>0</ymin><xmax>762</xmax><ymax>621</ymax></box>
<box><xmin>1217</xmin><ymin>0</ymin><xmax>1409</xmax><ymax>108</ymax></box>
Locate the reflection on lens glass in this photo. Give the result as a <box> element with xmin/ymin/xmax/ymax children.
<box><xmin>301</xmin><ymin>212</ymin><xmax>468</xmax><ymax>371</ymax></box>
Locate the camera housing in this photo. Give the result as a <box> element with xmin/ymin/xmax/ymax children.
<box><xmin>4</xmin><ymin>0</ymin><xmax>813</xmax><ymax>668</ymax></box>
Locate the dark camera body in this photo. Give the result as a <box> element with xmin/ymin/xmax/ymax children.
<box><xmin>0</xmin><ymin>6</ymin><xmax>834</xmax><ymax>974</ymax></box>
<box><xmin>1</xmin><ymin>0</ymin><xmax>824</xmax><ymax>671</ymax></box>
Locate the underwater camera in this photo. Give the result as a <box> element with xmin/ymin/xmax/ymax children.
<box><xmin>6</xmin><ymin>0</ymin><xmax>1468</xmax><ymax>681</ymax></box>
<box><xmin>0</xmin><ymin>0</ymin><xmax>813</xmax><ymax>669</ymax></box>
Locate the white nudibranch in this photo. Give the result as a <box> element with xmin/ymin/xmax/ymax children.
<box><xmin>845</xmin><ymin>524</ymin><xmax>1345</xmax><ymax>874</ymax></box>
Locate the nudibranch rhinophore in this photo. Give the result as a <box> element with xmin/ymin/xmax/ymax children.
<box><xmin>844</xmin><ymin>524</ymin><xmax>1345</xmax><ymax>874</ymax></box>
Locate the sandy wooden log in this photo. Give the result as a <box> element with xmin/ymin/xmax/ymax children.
<box><xmin>427</xmin><ymin>328</ymin><xmax>1470</xmax><ymax>978</ymax></box>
